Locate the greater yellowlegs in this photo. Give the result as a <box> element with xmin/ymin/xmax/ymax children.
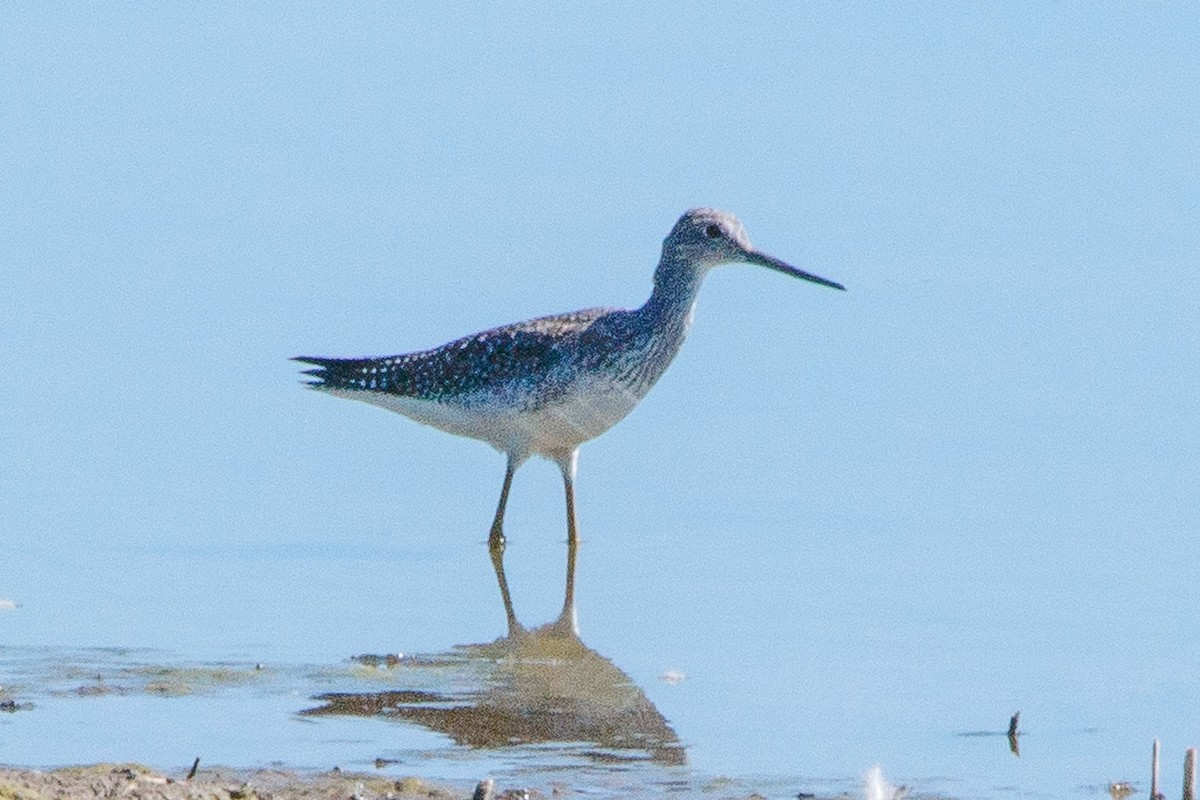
<box><xmin>295</xmin><ymin>208</ymin><xmax>844</xmax><ymax>552</ymax></box>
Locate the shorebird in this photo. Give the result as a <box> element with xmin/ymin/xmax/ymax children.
<box><xmin>296</xmin><ymin>208</ymin><xmax>844</xmax><ymax>551</ymax></box>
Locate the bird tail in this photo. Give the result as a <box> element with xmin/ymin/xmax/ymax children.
<box><xmin>292</xmin><ymin>355</ymin><xmax>387</xmax><ymax>392</ymax></box>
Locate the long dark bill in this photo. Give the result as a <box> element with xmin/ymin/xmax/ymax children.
<box><xmin>746</xmin><ymin>250</ymin><xmax>846</xmax><ymax>291</ymax></box>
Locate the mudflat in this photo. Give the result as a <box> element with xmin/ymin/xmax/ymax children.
<box><xmin>0</xmin><ymin>764</ymin><xmax>471</xmax><ymax>800</ymax></box>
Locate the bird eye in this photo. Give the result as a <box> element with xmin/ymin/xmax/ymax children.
<box><xmin>704</xmin><ymin>224</ymin><xmax>722</xmax><ymax>239</ymax></box>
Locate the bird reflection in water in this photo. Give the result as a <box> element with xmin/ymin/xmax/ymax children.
<box><xmin>302</xmin><ymin>536</ymin><xmax>685</xmax><ymax>766</ymax></box>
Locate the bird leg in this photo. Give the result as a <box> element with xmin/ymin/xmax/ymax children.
<box><xmin>488</xmin><ymin>520</ymin><xmax>523</xmax><ymax>639</ymax></box>
<box><xmin>487</xmin><ymin>457</ymin><xmax>523</xmax><ymax>637</ymax></box>
<box><xmin>554</xmin><ymin>452</ymin><xmax>580</xmax><ymax>635</ymax></box>
<box><xmin>488</xmin><ymin>458</ymin><xmax>516</xmax><ymax>549</ymax></box>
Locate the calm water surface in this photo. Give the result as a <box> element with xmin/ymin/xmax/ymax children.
<box><xmin>3</xmin><ymin>498</ymin><xmax>1195</xmax><ymax>799</ymax></box>
<box><xmin>5</xmin><ymin>5</ymin><xmax>1198</xmax><ymax>798</ymax></box>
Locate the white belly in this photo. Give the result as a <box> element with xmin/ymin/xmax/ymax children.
<box><xmin>324</xmin><ymin>377</ymin><xmax>645</xmax><ymax>461</ymax></box>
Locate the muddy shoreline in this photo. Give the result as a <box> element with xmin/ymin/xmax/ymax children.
<box><xmin>0</xmin><ymin>763</ymin><xmax>492</xmax><ymax>800</ymax></box>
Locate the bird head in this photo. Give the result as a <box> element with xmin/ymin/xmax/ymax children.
<box><xmin>661</xmin><ymin>208</ymin><xmax>845</xmax><ymax>291</ymax></box>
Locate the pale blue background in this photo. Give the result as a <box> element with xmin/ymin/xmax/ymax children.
<box><xmin>2</xmin><ymin>4</ymin><xmax>1197</xmax><ymax>797</ymax></box>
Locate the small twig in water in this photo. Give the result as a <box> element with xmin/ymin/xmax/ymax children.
<box><xmin>1151</xmin><ymin>739</ymin><xmax>1161</xmax><ymax>800</ymax></box>
<box><xmin>1007</xmin><ymin>711</ymin><xmax>1021</xmax><ymax>757</ymax></box>
<box><xmin>1184</xmin><ymin>747</ymin><xmax>1196</xmax><ymax>800</ymax></box>
<box><xmin>473</xmin><ymin>778</ymin><xmax>495</xmax><ymax>800</ymax></box>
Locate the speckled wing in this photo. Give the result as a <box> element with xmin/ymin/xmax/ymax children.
<box><xmin>294</xmin><ymin>307</ymin><xmax>618</xmax><ymax>407</ymax></box>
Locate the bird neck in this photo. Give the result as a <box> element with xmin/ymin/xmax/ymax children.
<box><xmin>640</xmin><ymin>252</ymin><xmax>707</xmax><ymax>333</ymax></box>
<box><xmin>605</xmin><ymin>251</ymin><xmax>707</xmax><ymax>396</ymax></box>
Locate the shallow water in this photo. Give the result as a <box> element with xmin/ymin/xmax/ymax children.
<box><xmin>3</xmin><ymin>516</ymin><xmax>1195</xmax><ymax>799</ymax></box>
<box><xmin>5</xmin><ymin>4</ymin><xmax>1199</xmax><ymax>798</ymax></box>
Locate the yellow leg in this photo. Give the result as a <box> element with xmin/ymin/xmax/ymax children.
<box><xmin>556</xmin><ymin>451</ymin><xmax>579</xmax><ymax>635</ymax></box>
<box><xmin>488</xmin><ymin>458</ymin><xmax>516</xmax><ymax>548</ymax></box>
<box><xmin>487</xmin><ymin>456</ymin><xmax>522</xmax><ymax>637</ymax></box>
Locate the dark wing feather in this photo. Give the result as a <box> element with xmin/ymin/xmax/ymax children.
<box><xmin>293</xmin><ymin>307</ymin><xmax>617</xmax><ymax>403</ymax></box>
